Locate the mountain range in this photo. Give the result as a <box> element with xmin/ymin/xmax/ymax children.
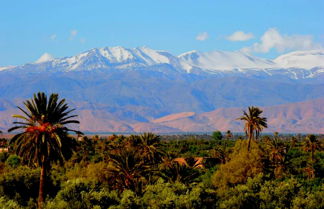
<box><xmin>0</xmin><ymin>46</ymin><xmax>323</xmax><ymax>133</ymax></box>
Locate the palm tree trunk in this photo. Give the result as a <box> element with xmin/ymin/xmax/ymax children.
<box><xmin>247</xmin><ymin>127</ymin><xmax>253</xmax><ymax>151</ymax></box>
<box><xmin>38</xmin><ymin>164</ymin><xmax>46</xmax><ymax>209</ymax></box>
<box><xmin>248</xmin><ymin>137</ymin><xmax>251</xmax><ymax>151</ymax></box>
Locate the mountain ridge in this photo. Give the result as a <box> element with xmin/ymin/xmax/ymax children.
<box><xmin>1</xmin><ymin>47</ymin><xmax>324</xmax><ymax>79</ymax></box>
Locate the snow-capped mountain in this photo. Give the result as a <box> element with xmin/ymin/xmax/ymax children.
<box><xmin>178</xmin><ymin>50</ymin><xmax>276</xmax><ymax>72</ymax></box>
<box><xmin>35</xmin><ymin>53</ymin><xmax>54</xmax><ymax>64</ymax></box>
<box><xmin>1</xmin><ymin>46</ymin><xmax>324</xmax><ymax>133</ymax></box>
<box><xmin>25</xmin><ymin>46</ymin><xmax>182</xmax><ymax>72</ymax></box>
<box><xmin>0</xmin><ymin>66</ymin><xmax>16</xmax><ymax>71</ymax></box>
<box><xmin>1</xmin><ymin>46</ymin><xmax>324</xmax><ymax>79</ymax></box>
<box><xmin>274</xmin><ymin>50</ymin><xmax>324</xmax><ymax>69</ymax></box>
<box><xmin>54</xmin><ymin>46</ymin><xmax>182</xmax><ymax>71</ymax></box>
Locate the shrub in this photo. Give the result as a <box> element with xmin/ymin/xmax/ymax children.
<box><xmin>5</xmin><ymin>154</ymin><xmax>21</xmax><ymax>168</ymax></box>
<box><xmin>46</xmin><ymin>179</ymin><xmax>120</xmax><ymax>209</ymax></box>
<box><xmin>65</xmin><ymin>162</ymin><xmax>109</xmax><ymax>184</ymax></box>
<box><xmin>212</xmin><ymin>140</ymin><xmax>264</xmax><ymax>188</ymax></box>
<box><xmin>0</xmin><ymin>166</ymin><xmax>39</xmax><ymax>206</ymax></box>
<box><xmin>292</xmin><ymin>185</ymin><xmax>324</xmax><ymax>209</ymax></box>
<box><xmin>217</xmin><ymin>174</ymin><xmax>263</xmax><ymax>209</ymax></box>
<box><xmin>0</xmin><ymin>196</ymin><xmax>21</xmax><ymax>209</ymax></box>
<box><xmin>258</xmin><ymin>178</ymin><xmax>301</xmax><ymax>209</ymax></box>
<box><xmin>212</xmin><ymin>131</ymin><xmax>223</xmax><ymax>142</ymax></box>
<box><xmin>141</xmin><ymin>178</ymin><xmax>216</xmax><ymax>209</ymax></box>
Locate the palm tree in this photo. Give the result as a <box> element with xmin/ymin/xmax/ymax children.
<box><xmin>303</xmin><ymin>134</ymin><xmax>321</xmax><ymax>163</ymax></box>
<box><xmin>107</xmin><ymin>147</ymin><xmax>149</xmax><ymax>194</ymax></box>
<box><xmin>302</xmin><ymin>135</ymin><xmax>320</xmax><ymax>179</ymax></box>
<box><xmin>159</xmin><ymin>157</ymin><xmax>200</xmax><ymax>184</ymax></box>
<box><xmin>8</xmin><ymin>92</ymin><xmax>82</xmax><ymax>209</ymax></box>
<box><xmin>266</xmin><ymin>136</ymin><xmax>287</xmax><ymax>178</ymax></box>
<box><xmin>237</xmin><ymin>106</ymin><xmax>268</xmax><ymax>151</ymax></box>
<box><xmin>106</xmin><ymin>133</ymin><xmax>165</xmax><ymax>194</ymax></box>
<box><xmin>135</xmin><ymin>133</ymin><xmax>164</xmax><ymax>164</ymax></box>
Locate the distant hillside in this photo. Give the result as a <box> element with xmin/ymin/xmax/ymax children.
<box><xmin>1</xmin><ymin>98</ymin><xmax>323</xmax><ymax>134</ymax></box>
<box><xmin>149</xmin><ymin>98</ymin><xmax>324</xmax><ymax>133</ymax></box>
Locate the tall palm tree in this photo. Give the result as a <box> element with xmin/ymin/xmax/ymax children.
<box><xmin>303</xmin><ymin>134</ymin><xmax>321</xmax><ymax>163</ymax></box>
<box><xmin>302</xmin><ymin>135</ymin><xmax>319</xmax><ymax>179</ymax></box>
<box><xmin>8</xmin><ymin>92</ymin><xmax>82</xmax><ymax>209</ymax></box>
<box><xmin>237</xmin><ymin>106</ymin><xmax>268</xmax><ymax>151</ymax></box>
<box><xmin>266</xmin><ymin>136</ymin><xmax>287</xmax><ymax>178</ymax></box>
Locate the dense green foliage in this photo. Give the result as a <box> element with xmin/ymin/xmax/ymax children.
<box><xmin>1</xmin><ymin>132</ymin><xmax>323</xmax><ymax>209</ymax></box>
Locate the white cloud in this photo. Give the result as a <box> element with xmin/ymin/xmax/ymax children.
<box><xmin>70</xmin><ymin>29</ymin><xmax>78</xmax><ymax>40</ymax></box>
<box><xmin>50</xmin><ymin>34</ymin><xmax>57</xmax><ymax>40</ymax></box>
<box><xmin>243</xmin><ymin>28</ymin><xmax>320</xmax><ymax>53</ymax></box>
<box><xmin>226</xmin><ymin>31</ymin><xmax>254</xmax><ymax>41</ymax></box>
<box><xmin>196</xmin><ymin>32</ymin><xmax>209</xmax><ymax>41</ymax></box>
<box><xmin>35</xmin><ymin>53</ymin><xmax>54</xmax><ymax>63</ymax></box>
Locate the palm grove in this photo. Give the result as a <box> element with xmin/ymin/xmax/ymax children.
<box><xmin>0</xmin><ymin>92</ymin><xmax>323</xmax><ymax>209</ymax></box>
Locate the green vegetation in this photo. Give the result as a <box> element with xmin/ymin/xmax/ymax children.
<box><xmin>212</xmin><ymin>131</ymin><xmax>223</xmax><ymax>141</ymax></box>
<box><xmin>0</xmin><ymin>93</ymin><xmax>323</xmax><ymax>209</ymax></box>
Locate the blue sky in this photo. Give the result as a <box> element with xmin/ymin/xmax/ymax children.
<box><xmin>0</xmin><ymin>0</ymin><xmax>323</xmax><ymax>66</ymax></box>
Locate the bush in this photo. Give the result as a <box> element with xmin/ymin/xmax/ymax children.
<box><xmin>0</xmin><ymin>166</ymin><xmax>39</xmax><ymax>206</ymax></box>
<box><xmin>141</xmin><ymin>178</ymin><xmax>216</xmax><ymax>209</ymax></box>
<box><xmin>65</xmin><ymin>162</ymin><xmax>109</xmax><ymax>184</ymax></box>
<box><xmin>5</xmin><ymin>155</ymin><xmax>21</xmax><ymax>168</ymax></box>
<box><xmin>292</xmin><ymin>185</ymin><xmax>324</xmax><ymax>209</ymax></box>
<box><xmin>212</xmin><ymin>131</ymin><xmax>223</xmax><ymax>141</ymax></box>
<box><xmin>212</xmin><ymin>140</ymin><xmax>264</xmax><ymax>188</ymax></box>
<box><xmin>217</xmin><ymin>174</ymin><xmax>263</xmax><ymax>209</ymax></box>
<box><xmin>216</xmin><ymin>175</ymin><xmax>324</xmax><ymax>209</ymax></box>
<box><xmin>0</xmin><ymin>196</ymin><xmax>21</xmax><ymax>209</ymax></box>
<box><xmin>258</xmin><ymin>178</ymin><xmax>301</xmax><ymax>209</ymax></box>
<box><xmin>46</xmin><ymin>179</ymin><xmax>120</xmax><ymax>209</ymax></box>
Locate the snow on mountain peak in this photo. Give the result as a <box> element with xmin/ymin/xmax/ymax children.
<box><xmin>178</xmin><ymin>50</ymin><xmax>276</xmax><ymax>71</ymax></box>
<box><xmin>0</xmin><ymin>66</ymin><xmax>15</xmax><ymax>71</ymax></box>
<box><xmin>47</xmin><ymin>46</ymin><xmax>182</xmax><ymax>72</ymax></box>
<box><xmin>74</xmin><ymin>46</ymin><xmax>176</xmax><ymax>66</ymax></box>
<box><xmin>99</xmin><ymin>46</ymin><xmax>135</xmax><ymax>62</ymax></box>
<box><xmin>178</xmin><ymin>50</ymin><xmax>199</xmax><ymax>57</ymax></box>
<box><xmin>274</xmin><ymin>49</ymin><xmax>324</xmax><ymax>69</ymax></box>
<box><xmin>1</xmin><ymin>46</ymin><xmax>323</xmax><ymax>77</ymax></box>
<box><xmin>35</xmin><ymin>53</ymin><xmax>54</xmax><ymax>63</ymax></box>
<box><xmin>135</xmin><ymin>47</ymin><xmax>171</xmax><ymax>64</ymax></box>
